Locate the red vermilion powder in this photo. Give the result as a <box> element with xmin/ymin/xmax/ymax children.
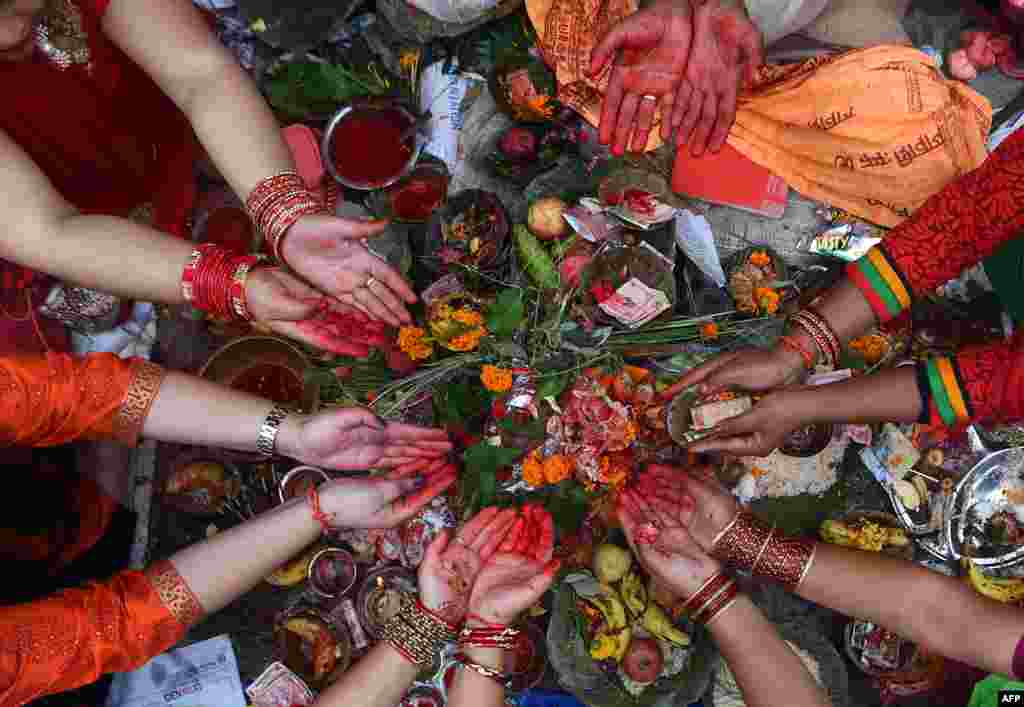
<box><xmin>332</xmin><ymin>108</ymin><xmax>413</xmax><ymax>186</ymax></box>
<box><xmin>230</xmin><ymin>363</ymin><xmax>303</xmax><ymax>404</ymax></box>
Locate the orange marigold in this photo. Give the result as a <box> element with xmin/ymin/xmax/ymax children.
<box><xmin>452</xmin><ymin>308</ymin><xmax>484</xmax><ymax>327</ymax></box>
<box><xmin>447</xmin><ymin>328</ymin><xmax>486</xmax><ymax>351</ymax></box>
<box><xmin>522</xmin><ymin>449</ymin><xmax>546</xmax><ymax>487</ymax></box>
<box><xmin>755</xmin><ymin>287</ymin><xmax>780</xmax><ymax>315</ymax></box>
<box><xmin>849</xmin><ymin>334</ymin><xmax>889</xmax><ymax>365</ymax></box>
<box><xmin>542</xmin><ymin>454</ymin><xmax>573</xmax><ymax>484</ymax></box>
<box><xmin>749</xmin><ymin>250</ymin><xmax>772</xmax><ymax>267</ymax></box>
<box><xmin>481</xmin><ymin>365</ymin><xmax>513</xmax><ymax>393</ymax></box>
<box><xmin>598</xmin><ymin>456</ymin><xmax>629</xmax><ymax>488</ymax></box>
<box><xmin>398</xmin><ymin>326</ymin><xmax>434</xmax><ymax>361</ymax></box>
<box><xmin>700</xmin><ymin>322</ymin><xmax>720</xmax><ymax>339</ymax></box>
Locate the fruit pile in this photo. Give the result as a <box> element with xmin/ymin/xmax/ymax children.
<box><xmin>569</xmin><ymin>543</ymin><xmax>692</xmax><ymax>696</ymax></box>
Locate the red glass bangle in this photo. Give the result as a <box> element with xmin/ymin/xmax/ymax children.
<box><xmin>245</xmin><ymin>172</ymin><xmax>322</xmax><ymax>263</ymax></box>
<box><xmin>682</xmin><ymin>572</ymin><xmax>731</xmax><ymax>613</ymax></box>
<box><xmin>696</xmin><ymin>581</ymin><xmax>740</xmax><ymax>626</ymax></box>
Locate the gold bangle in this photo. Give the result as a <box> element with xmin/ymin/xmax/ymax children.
<box><xmin>711</xmin><ymin>510</ymin><xmax>742</xmax><ymax>551</ymax></box>
<box><xmin>458</xmin><ymin>657</ymin><xmax>511</xmax><ymax>687</ymax></box>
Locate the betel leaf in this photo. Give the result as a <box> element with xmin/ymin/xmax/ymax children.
<box><xmin>536</xmin><ymin>371</ymin><xmax>571</xmax><ymax>401</ymax></box>
<box><xmin>434</xmin><ymin>380</ymin><xmax>491</xmax><ymax>427</ymax></box>
<box><xmin>485</xmin><ymin>288</ymin><xmax>526</xmax><ymax>339</ymax></box>
<box><xmin>462</xmin><ymin>443</ymin><xmax>522</xmax><ymax>508</ymax></box>
<box><xmin>544</xmin><ymin>481</ymin><xmax>590</xmax><ymax>535</ymax></box>
<box><xmin>497</xmin><ymin>415</ymin><xmax>546</xmax><ymax>440</ymax></box>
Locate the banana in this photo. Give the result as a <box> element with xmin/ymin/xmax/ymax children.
<box><xmin>621</xmin><ymin>572</ymin><xmax>648</xmax><ymax>619</ymax></box>
<box><xmin>967</xmin><ymin>561</ymin><xmax>1024</xmax><ymax>604</ymax></box>
<box><xmin>643</xmin><ymin>604</ymin><xmax>690</xmax><ymax>647</ymax></box>
<box><xmin>589</xmin><ymin>627</ymin><xmax>632</xmax><ymax>662</ymax></box>
<box><xmin>586</xmin><ymin>584</ymin><xmax>628</xmax><ymax>630</ymax></box>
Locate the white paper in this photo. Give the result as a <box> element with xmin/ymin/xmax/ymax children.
<box><xmin>674</xmin><ymin>210</ymin><xmax>725</xmax><ymax>287</ymax></box>
<box><xmin>105</xmin><ymin>635</ymin><xmax>246</xmax><ymax>707</ymax></box>
<box><xmin>419</xmin><ymin>60</ymin><xmax>483</xmax><ymax>173</ymax></box>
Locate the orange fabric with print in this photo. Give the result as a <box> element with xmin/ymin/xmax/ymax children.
<box><xmin>0</xmin><ymin>560</ymin><xmax>199</xmax><ymax>705</ymax></box>
<box><xmin>0</xmin><ymin>352</ymin><xmax>161</xmax><ymax>447</ymax></box>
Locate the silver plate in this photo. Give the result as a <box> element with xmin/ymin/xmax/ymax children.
<box><xmin>946</xmin><ymin>446</ymin><xmax>1024</xmax><ymax>567</ymax></box>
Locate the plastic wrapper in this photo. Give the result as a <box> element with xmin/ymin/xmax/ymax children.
<box><xmin>796</xmin><ymin>223</ymin><xmax>880</xmax><ymax>262</ymax></box>
<box><xmin>376</xmin><ymin>0</ymin><xmax>522</xmax><ymax>43</ymax></box>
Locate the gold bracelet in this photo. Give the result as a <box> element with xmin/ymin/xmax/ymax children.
<box><xmin>751</xmin><ymin>525</ymin><xmax>776</xmax><ymax>575</ymax></box>
<box><xmin>382</xmin><ymin>594</ymin><xmax>458</xmax><ymax>666</ymax></box>
<box><xmin>458</xmin><ymin>656</ymin><xmax>511</xmax><ymax>688</ymax></box>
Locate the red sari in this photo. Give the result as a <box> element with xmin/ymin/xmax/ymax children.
<box><xmin>0</xmin><ymin>0</ymin><xmax>199</xmax><ymax>356</ymax></box>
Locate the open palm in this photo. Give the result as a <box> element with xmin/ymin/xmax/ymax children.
<box><xmin>590</xmin><ymin>0</ymin><xmax>694</xmax><ymax>154</ymax></box>
<box><xmin>280</xmin><ymin>214</ymin><xmax>416</xmax><ymax>327</ymax></box>
<box><xmin>468</xmin><ymin>554</ymin><xmax>558</xmax><ymax>626</ymax></box>
<box><xmin>418</xmin><ymin>507</ymin><xmax>518</xmax><ymax>624</ymax></box>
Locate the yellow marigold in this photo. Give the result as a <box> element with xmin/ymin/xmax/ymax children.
<box><xmin>749</xmin><ymin>250</ymin><xmax>771</xmax><ymax>267</ymax></box>
<box><xmin>755</xmin><ymin>287</ymin><xmax>780</xmax><ymax>315</ymax></box>
<box><xmin>447</xmin><ymin>328</ymin><xmax>485</xmax><ymax>352</ymax></box>
<box><xmin>849</xmin><ymin>334</ymin><xmax>889</xmax><ymax>365</ymax></box>
<box><xmin>481</xmin><ymin>365</ymin><xmax>513</xmax><ymax>393</ymax></box>
<box><xmin>452</xmin><ymin>308</ymin><xmax>484</xmax><ymax>327</ymax></box>
<box><xmin>542</xmin><ymin>454</ymin><xmax>573</xmax><ymax>484</ymax></box>
<box><xmin>398</xmin><ymin>326</ymin><xmax>434</xmax><ymax>361</ymax></box>
<box><xmin>700</xmin><ymin>322</ymin><xmax>720</xmax><ymax>340</ymax></box>
<box><xmin>522</xmin><ymin>449</ymin><xmax>546</xmax><ymax>487</ymax></box>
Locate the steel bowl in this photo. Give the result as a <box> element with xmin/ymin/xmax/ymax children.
<box><xmin>308</xmin><ymin>547</ymin><xmax>358</xmax><ymax>599</ymax></box>
<box><xmin>278</xmin><ymin>465</ymin><xmax>330</xmax><ymax>504</ymax></box>
<box><xmin>321</xmin><ymin>103</ymin><xmax>424</xmax><ymax>190</ymax></box>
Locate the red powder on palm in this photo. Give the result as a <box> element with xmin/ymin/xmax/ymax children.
<box><xmin>332</xmin><ymin>108</ymin><xmax>414</xmax><ymax>186</ymax></box>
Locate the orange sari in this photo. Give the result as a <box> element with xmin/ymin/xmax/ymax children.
<box><xmin>0</xmin><ymin>353</ymin><xmax>205</xmax><ymax>705</ymax></box>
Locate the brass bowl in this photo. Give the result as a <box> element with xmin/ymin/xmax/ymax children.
<box><xmin>200</xmin><ymin>336</ymin><xmax>318</xmax><ymax>413</ymax></box>
<box><xmin>274</xmin><ymin>606</ymin><xmax>352</xmax><ymax>689</ymax></box>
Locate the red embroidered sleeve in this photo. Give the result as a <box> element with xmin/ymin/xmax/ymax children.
<box><xmin>953</xmin><ymin>337</ymin><xmax>1024</xmax><ymax>426</ymax></box>
<box><xmin>878</xmin><ymin>128</ymin><xmax>1024</xmax><ymax>298</ymax></box>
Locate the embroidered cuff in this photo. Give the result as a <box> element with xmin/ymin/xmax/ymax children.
<box><xmin>111</xmin><ymin>360</ymin><xmax>166</xmax><ymax>446</ymax></box>
<box><xmin>847</xmin><ymin>245</ymin><xmax>913</xmax><ymax>324</ymax></box>
<box><xmin>145</xmin><ymin>559</ymin><xmax>205</xmax><ymax>629</ymax></box>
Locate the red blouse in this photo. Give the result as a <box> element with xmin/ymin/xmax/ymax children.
<box><xmin>848</xmin><ymin>128</ymin><xmax>1024</xmax><ymax>427</ymax></box>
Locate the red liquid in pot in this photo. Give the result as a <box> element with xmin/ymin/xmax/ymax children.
<box><xmin>332</xmin><ymin>108</ymin><xmax>414</xmax><ymax>186</ymax></box>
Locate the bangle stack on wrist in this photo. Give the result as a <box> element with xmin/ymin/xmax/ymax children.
<box><xmin>789</xmin><ymin>308</ymin><xmax>841</xmax><ymax>369</ymax></box>
<box><xmin>456</xmin><ymin>622</ymin><xmax>516</xmax><ymax>687</ymax></box>
<box><xmin>181</xmin><ymin>244</ymin><xmax>267</xmax><ymax>321</ymax></box>
<box><xmin>683</xmin><ymin>572</ymin><xmax>740</xmax><ymax>625</ymax></box>
<box><xmin>382</xmin><ymin>594</ymin><xmax>459</xmax><ymax>666</ymax></box>
<box><xmin>711</xmin><ymin>511</ymin><xmax>816</xmax><ymax>591</ymax></box>
<box><xmin>778</xmin><ymin>335</ymin><xmax>815</xmax><ymax>371</ymax></box>
<box><xmin>245</xmin><ymin>171</ymin><xmax>323</xmax><ymax>263</ymax></box>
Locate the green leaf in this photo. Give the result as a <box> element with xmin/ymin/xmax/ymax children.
<box><xmin>497</xmin><ymin>415</ymin><xmax>546</xmax><ymax>440</ymax></box>
<box><xmin>545</xmin><ymin>482</ymin><xmax>590</xmax><ymax>535</ymax></box>
<box><xmin>485</xmin><ymin>289</ymin><xmax>526</xmax><ymax>339</ymax></box>
<box><xmin>434</xmin><ymin>380</ymin><xmax>491</xmax><ymax>426</ymax></box>
<box><xmin>536</xmin><ymin>371</ymin><xmax>571</xmax><ymax>400</ymax></box>
<box><xmin>462</xmin><ymin>443</ymin><xmax>522</xmax><ymax>507</ymax></box>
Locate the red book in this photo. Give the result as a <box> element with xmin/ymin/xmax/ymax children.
<box><xmin>672</xmin><ymin>142</ymin><xmax>789</xmax><ymax>218</ymax></box>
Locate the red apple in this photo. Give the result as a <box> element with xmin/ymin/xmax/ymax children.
<box><xmin>623</xmin><ymin>638</ymin><xmax>663</xmax><ymax>684</ymax></box>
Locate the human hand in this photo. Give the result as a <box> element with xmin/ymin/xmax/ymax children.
<box><xmin>687</xmin><ymin>390</ymin><xmax>816</xmax><ymax>457</ymax></box>
<box><xmin>666</xmin><ymin>347</ymin><xmax>804</xmax><ymax>400</ymax></box>
<box><xmin>280</xmin><ymin>406</ymin><xmax>454</xmax><ymax>471</ymax></box>
<box><xmin>467</xmin><ymin>505</ymin><xmax>561</xmax><ymax>626</ymax></box>
<box><xmin>590</xmin><ymin>0</ymin><xmax>694</xmax><ymax>154</ymax></box>
<box><xmin>634</xmin><ymin>464</ymin><xmax>739</xmax><ymax>552</ymax></box>
<box><xmin>618</xmin><ymin>488</ymin><xmax>721</xmax><ymax>599</ymax></box>
<box><xmin>245</xmin><ymin>268</ymin><xmax>387</xmax><ymax>357</ymax></box>
<box><xmin>670</xmin><ymin>0</ymin><xmax>763</xmax><ymax>156</ymax></box>
<box><xmin>418</xmin><ymin>507</ymin><xmax>519</xmax><ymax>625</ymax></box>
<box><xmin>279</xmin><ymin>214</ymin><xmax>416</xmax><ymax>327</ymax></box>
<box><xmin>316</xmin><ymin>464</ymin><xmax>457</xmax><ymax>529</ymax></box>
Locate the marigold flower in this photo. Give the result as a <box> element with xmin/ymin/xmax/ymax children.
<box><xmin>700</xmin><ymin>322</ymin><xmax>720</xmax><ymax>339</ymax></box>
<box><xmin>481</xmin><ymin>365</ymin><xmax>514</xmax><ymax>393</ymax></box>
<box><xmin>399</xmin><ymin>49</ymin><xmax>419</xmax><ymax>74</ymax></box>
<box><xmin>755</xmin><ymin>287</ymin><xmax>780</xmax><ymax>315</ymax></box>
<box><xmin>542</xmin><ymin>454</ymin><xmax>573</xmax><ymax>484</ymax></box>
<box><xmin>452</xmin><ymin>308</ymin><xmax>484</xmax><ymax>327</ymax></box>
<box><xmin>522</xmin><ymin>449</ymin><xmax>546</xmax><ymax>487</ymax></box>
<box><xmin>447</xmin><ymin>328</ymin><xmax>485</xmax><ymax>351</ymax></box>
<box><xmin>527</xmin><ymin>95</ymin><xmax>555</xmax><ymax>118</ymax></box>
<box><xmin>398</xmin><ymin>326</ymin><xmax>434</xmax><ymax>361</ymax></box>
<box><xmin>598</xmin><ymin>456</ymin><xmax>628</xmax><ymax>488</ymax></box>
<box><xmin>849</xmin><ymin>334</ymin><xmax>889</xmax><ymax>365</ymax></box>
<box><xmin>749</xmin><ymin>250</ymin><xmax>772</xmax><ymax>267</ymax></box>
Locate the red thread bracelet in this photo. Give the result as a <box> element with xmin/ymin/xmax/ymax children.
<box><xmin>306</xmin><ymin>485</ymin><xmax>335</xmax><ymax>532</ymax></box>
<box><xmin>779</xmin><ymin>335</ymin><xmax>815</xmax><ymax>371</ymax></box>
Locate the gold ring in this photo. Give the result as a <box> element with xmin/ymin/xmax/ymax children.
<box><xmin>641</xmin><ymin>94</ymin><xmax>658</xmax><ymax>102</ymax></box>
<box><xmin>365</xmin><ymin>276</ymin><xmax>377</xmax><ymax>290</ymax></box>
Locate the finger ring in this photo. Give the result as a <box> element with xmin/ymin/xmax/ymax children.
<box><xmin>641</xmin><ymin>94</ymin><xmax>658</xmax><ymax>102</ymax></box>
<box><xmin>364</xmin><ymin>276</ymin><xmax>377</xmax><ymax>290</ymax></box>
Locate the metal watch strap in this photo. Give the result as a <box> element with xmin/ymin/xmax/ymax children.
<box><xmin>257</xmin><ymin>404</ymin><xmax>291</xmax><ymax>457</ymax></box>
